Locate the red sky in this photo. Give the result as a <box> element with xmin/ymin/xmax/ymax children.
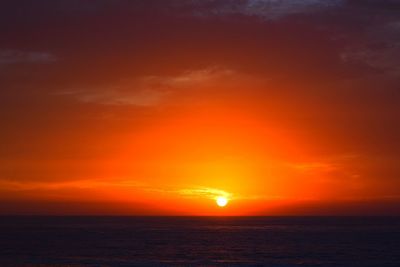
<box><xmin>1</xmin><ymin>0</ymin><xmax>400</xmax><ymax>215</ymax></box>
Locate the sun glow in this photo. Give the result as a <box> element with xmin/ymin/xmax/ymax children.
<box><xmin>216</xmin><ymin>196</ymin><xmax>228</xmax><ymax>207</ymax></box>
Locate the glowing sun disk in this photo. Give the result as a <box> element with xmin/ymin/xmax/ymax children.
<box><xmin>216</xmin><ymin>196</ymin><xmax>228</xmax><ymax>207</ymax></box>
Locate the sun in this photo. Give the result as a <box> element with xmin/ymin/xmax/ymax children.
<box><xmin>216</xmin><ymin>196</ymin><xmax>228</xmax><ymax>207</ymax></box>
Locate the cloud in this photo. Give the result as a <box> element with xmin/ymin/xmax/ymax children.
<box><xmin>62</xmin><ymin>88</ymin><xmax>168</xmax><ymax>107</ymax></box>
<box><xmin>287</xmin><ymin>154</ymin><xmax>363</xmax><ymax>189</ymax></box>
<box><xmin>177</xmin><ymin>186</ymin><xmax>232</xmax><ymax>199</ymax></box>
<box><xmin>242</xmin><ymin>0</ymin><xmax>344</xmax><ymax>19</ymax></box>
<box><xmin>144</xmin><ymin>67</ymin><xmax>233</xmax><ymax>86</ymax></box>
<box><xmin>183</xmin><ymin>0</ymin><xmax>344</xmax><ymax>20</ymax></box>
<box><xmin>0</xmin><ymin>179</ymin><xmax>145</xmax><ymax>191</ymax></box>
<box><xmin>0</xmin><ymin>50</ymin><xmax>57</xmax><ymax>65</ymax></box>
<box><xmin>175</xmin><ymin>187</ymin><xmax>314</xmax><ymax>201</ymax></box>
<box><xmin>333</xmin><ymin>2</ymin><xmax>400</xmax><ymax>81</ymax></box>
<box><xmin>289</xmin><ymin>161</ymin><xmax>340</xmax><ymax>172</ymax></box>
<box><xmin>340</xmin><ymin>27</ymin><xmax>400</xmax><ymax>78</ymax></box>
<box><xmin>0</xmin><ymin>178</ymin><xmax>234</xmax><ymax>202</ymax></box>
<box><xmin>58</xmin><ymin>67</ymin><xmax>234</xmax><ymax>107</ymax></box>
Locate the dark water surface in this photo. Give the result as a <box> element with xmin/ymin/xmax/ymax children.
<box><xmin>0</xmin><ymin>216</ymin><xmax>399</xmax><ymax>266</ymax></box>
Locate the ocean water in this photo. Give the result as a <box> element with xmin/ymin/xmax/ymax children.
<box><xmin>0</xmin><ymin>216</ymin><xmax>399</xmax><ymax>267</ymax></box>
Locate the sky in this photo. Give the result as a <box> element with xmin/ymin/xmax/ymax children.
<box><xmin>1</xmin><ymin>0</ymin><xmax>400</xmax><ymax>215</ymax></box>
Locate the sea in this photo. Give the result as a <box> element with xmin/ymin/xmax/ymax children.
<box><xmin>0</xmin><ymin>216</ymin><xmax>399</xmax><ymax>266</ymax></box>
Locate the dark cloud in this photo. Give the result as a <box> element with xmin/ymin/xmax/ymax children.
<box><xmin>179</xmin><ymin>0</ymin><xmax>345</xmax><ymax>19</ymax></box>
<box><xmin>0</xmin><ymin>50</ymin><xmax>56</xmax><ymax>65</ymax></box>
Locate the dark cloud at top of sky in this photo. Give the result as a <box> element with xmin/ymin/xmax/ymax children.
<box><xmin>174</xmin><ymin>0</ymin><xmax>345</xmax><ymax>19</ymax></box>
<box><xmin>0</xmin><ymin>1</ymin><xmax>399</xmax><ymax>81</ymax></box>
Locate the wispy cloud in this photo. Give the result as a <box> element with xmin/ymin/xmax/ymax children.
<box><xmin>59</xmin><ymin>88</ymin><xmax>168</xmax><ymax>107</ymax></box>
<box><xmin>183</xmin><ymin>0</ymin><xmax>344</xmax><ymax>20</ymax></box>
<box><xmin>149</xmin><ymin>186</ymin><xmax>287</xmax><ymax>201</ymax></box>
<box><xmin>241</xmin><ymin>0</ymin><xmax>344</xmax><ymax>19</ymax></box>
<box><xmin>57</xmin><ymin>67</ymin><xmax>234</xmax><ymax>107</ymax></box>
<box><xmin>340</xmin><ymin>32</ymin><xmax>400</xmax><ymax>78</ymax></box>
<box><xmin>176</xmin><ymin>186</ymin><xmax>232</xmax><ymax>199</ymax></box>
<box><xmin>287</xmin><ymin>154</ymin><xmax>362</xmax><ymax>185</ymax></box>
<box><xmin>0</xmin><ymin>49</ymin><xmax>56</xmax><ymax>65</ymax></box>
<box><xmin>289</xmin><ymin>161</ymin><xmax>340</xmax><ymax>172</ymax></box>
<box><xmin>0</xmin><ymin>179</ymin><xmax>146</xmax><ymax>191</ymax></box>
<box><xmin>0</xmin><ymin>178</ymin><xmax>234</xmax><ymax>200</ymax></box>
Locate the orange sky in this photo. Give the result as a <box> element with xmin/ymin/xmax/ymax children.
<box><xmin>1</xmin><ymin>0</ymin><xmax>400</xmax><ymax>215</ymax></box>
